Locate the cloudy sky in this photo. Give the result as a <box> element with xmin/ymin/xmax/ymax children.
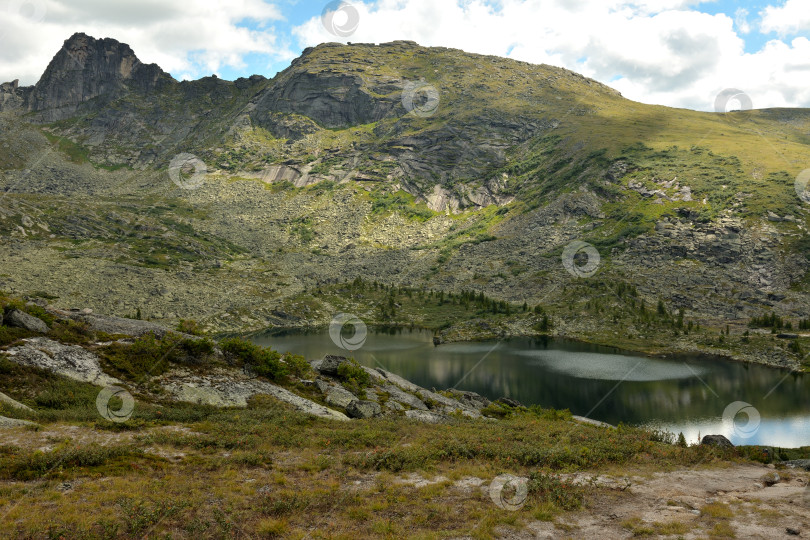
<box><xmin>1</xmin><ymin>0</ymin><xmax>809</xmax><ymax>111</ymax></box>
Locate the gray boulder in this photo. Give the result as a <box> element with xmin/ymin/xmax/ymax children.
<box><xmin>383</xmin><ymin>384</ymin><xmax>428</xmax><ymax>410</ymax></box>
<box><xmin>384</xmin><ymin>400</ymin><xmax>404</xmax><ymax>412</ymax></box>
<box><xmin>325</xmin><ymin>386</ymin><xmax>357</xmax><ymax>409</ymax></box>
<box><xmin>0</xmin><ymin>416</ymin><xmax>39</xmax><ymax>428</ymax></box>
<box><xmin>781</xmin><ymin>459</ymin><xmax>810</xmax><ymax>470</ymax></box>
<box><xmin>161</xmin><ymin>373</ymin><xmax>349</xmax><ymax>421</ymax></box>
<box><xmin>496</xmin><ymin>397</ymin><xmax>523</xmax><ymax>408</ymax></box>
<box><xmin>49</xmin><ymin>308</ymin><xmax>172</xmax><ymax>338</ymax></box>
<box><xmin>701</xmin><ymin>434</ymin><xmax>734</xmax><ymax>448</ymax></box>
<box><xmin>445</xmin><ymin>389</ymin><xmax>491</xmax><ymax>410</ymax></box>
<box><xmin>319</xmin><ymin>355</ymin><xmax>349</xmax><ymax>376</ymax></box>
<box><xmin>405</xmin><ymin>410</ymin><xmax>448</xmax><ymax>424</ymax></box>
<box><xmin>346</xmin><ymin>400</ymin><xmax>381</xmax><ymax>419</ymax></box>
<box><xmin>5</xmin><ymin>309</ymin><xmax>49</xmax><ymax>333</ymax></box>
<box><xmin>0</xmin><ymin>391</ymin><xmax>33</xmax><ymax>412</ymax></box>
<box><xmin>572</xmin><ymin>415</ymin><xmax>616</xmax><ymax>429</ymax></box>
<box><xmin>4</xmin><ymin>337</ymin><xmax>119</xmax><ymax>385</ymax></box>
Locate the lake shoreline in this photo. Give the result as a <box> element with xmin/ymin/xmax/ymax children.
<box><xmin>246</xmin><ymin>322</ymin><xmax>804</xmax><ymax>374</ymax></box>
<box><xmin>249</xmin><ymin>324</ymin><xmax>810</xmax><ymax>447</ymax></box>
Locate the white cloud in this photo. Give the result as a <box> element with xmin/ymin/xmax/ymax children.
<box><xmin>760</xmin><ymin>0</ymin><xmax>810</xmax><ymax>36</ymax></box>
<box><xmin>1</xmin><ymin>0</ymin><xmax>808</xmax><ymax>111</ymax></box>
<box><xmin>735</xmin><ymin>8</ymin><xmax>751</xmax><ymax>35</ymax></box>
<box><xmin>0</xmin><ymin>0</ymin><xmax>295</xmax><ymax>85</ymax></box>
<box><xmin>293</xmin><ymin>0</ymin><xmax>810</xmax><ymax>110</ymax></box>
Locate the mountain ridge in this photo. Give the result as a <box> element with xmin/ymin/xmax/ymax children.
<box><xmin>1</xmin><ymin>33</ymin><xmax>810</xmax><ymax>369</ymax></box>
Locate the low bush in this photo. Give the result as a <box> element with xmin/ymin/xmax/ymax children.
<box><xmin>220</xmin><ymin>338</ymin><xmax>286</xmax><ymax>381</ymax></box>
<box><xmin>527</xmin><ymin>471</ymin><xmax>585</xmax><ymax>510</ymax></box>
<box><xmin>0</xmin><ymin>443</ymin><xmax>144</xmax><ymax>481</ymax></box>
<box><xmin>282</xmin><ymin>353</ymin><xmax>312</xmax><ymax>378</ymax></box>
<box><xmin>336</xmin><ymin>359</ymin><xmax>371</xmax><ymax>395</ymax></box>
<box><xmin>98</xmin><ymin>332</ymin><xmax>216</xmax><ymax>380</ymax></box>
<box><xmin>176</xmin><ymin>319</ymin><xmax>203</xmax><ymax>336</ymax></box>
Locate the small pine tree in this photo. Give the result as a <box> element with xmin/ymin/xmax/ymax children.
<box><xmin>135</xmin><ymin>307</ymin><xmax>141</xmax><ymax>320</ymax></box>
<box><xmin>677</xmin><ymin>432</ymin><xmax>687</xmax><ymax>448</ymax></box>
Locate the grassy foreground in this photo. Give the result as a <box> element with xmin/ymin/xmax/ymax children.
<box><xmin>0</xmin><ymin>293</ymin><xmax>800</xmax><ymax>538</ymax></box>
<box><xmin>0</xmin><ymin>397</ymin><xmax>752</xmax><ymax>539</ymax></box>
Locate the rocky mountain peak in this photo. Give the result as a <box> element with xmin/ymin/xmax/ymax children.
<box><xmin>25</xmin><ymin>32</ymin><xmax>174</xmax><ymax>121</ymax></box>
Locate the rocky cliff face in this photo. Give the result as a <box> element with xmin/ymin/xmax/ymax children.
<box><xmin>24</xmin><ymin>33</ymin><xmax>173</xmax><ymax>122</ymax></box>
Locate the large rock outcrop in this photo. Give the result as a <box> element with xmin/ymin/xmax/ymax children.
<box><xmin>4</xmin><ymin>337</ymin><xmax>120</xmax><ymax>386</ymax></box>
<box><xmin>25</xmin><ymin>32</ymin><xmax>173</xmax><ymax>121</ymax></box>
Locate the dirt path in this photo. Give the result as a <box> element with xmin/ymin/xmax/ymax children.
<box><xmin>514</xmin><ymin>463</ymin><xmax>810</xmax><ymax>539</ymax></box>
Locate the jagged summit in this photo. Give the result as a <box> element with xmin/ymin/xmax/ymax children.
<box><xmin>23</xmin><ymin>32</ymin><xmax>173</xmax><ymax>121</ymax></box>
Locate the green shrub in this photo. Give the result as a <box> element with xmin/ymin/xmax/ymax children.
<box><xmin>336</xmin><ymin>359</ymin><xmax>371</xmax><ymax>395</ymax></box>
<box><xmin>0</xmin><ymin>444</ymin><xmax>143</xmax><ymax>481</ymax></box>
<box><xmin>98</xmin><ymin>332</ymin><xmax>214</xmax><ymax>380</ymax></box>
<box><xmin>282</xmin><ymin>353</ymin><xmax>312</xmax><ymax>378</ymax></box>
<box><xmin>47</xmin><ymin>319</ymin><xmax>94</xmax><ymax>345</ymax></box>
<box><xmin>527</xmin><ymin>472</ymin><xmax>585</xmax><ymax>510</ymax></box>
<box><xmin>177</xmin><ymin>337</ymin><xmax>215</xmax><ymax>359</ymax></box>
<box><xmin>0</xmin><ymin>325</ymin><xmax>32</xmax><ymax>347</ymax></box>
<box><xmin>34</xmin><ymin>378</ymin><xmax>100</xmax><ymax>409</ymax></box>
<box><xmin>21</xmin><ymin>304</ymin><xmax>55</xmax><ymax>326</ymax></box>
<box><xmin>220</xmin><ymin>338</ymin><xmax>286</xmax><ymax>381</ymax></box>
<box><xmin>176</xmin><ymin>319</ymin><xmax>203</xmax><ymax>336</ymax></box>
<box><xmin>481</xmin><ymin>402</ymin><xmax>512</xmax><ymax>418</ymax></box>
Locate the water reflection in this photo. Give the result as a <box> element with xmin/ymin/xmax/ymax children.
<box><xmin>249</xmin><ymin>328</ymin><xmax>810</xmax><ymax>447</ymax></box>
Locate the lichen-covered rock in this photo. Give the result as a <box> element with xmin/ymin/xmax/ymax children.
<box><xmin>0</xmin><ymin>416</ymin><xmax>39</xmax><ymax>428</ymax></box>
<box><xmin>376</xmin><ymin>368</ymin><xmax>422</xmax><ymax>393</ymax></box>
<box><xmin>318</xmin><ymin>355</ymin><xmax>350</xmax><ymax>376</ymax></box>
<box><xmin>760</xmin><ymin>472</ymin><xmax>780</xmax><ymax>486</ymax></box>
<box><xmin>4</xmin><ymin>337</ymin><xmax>119</xmax><ymax>385</ymax></box>
<box><xmin>325</xmin><ymin>386</ymin><xmax>357</xmax><ymax>408</ymax></box>
<box><xmin>5</xmin><ymin>309</ymin><xmax>49</xmax><ymax>333</ymax></box>
<box><xmin>572</xmin><ymin>415</ymin><xmax>616</xmax><ymax>429</ymax></box>
<box><xmin>384</xmin><ymin>400</ymin><xmax>404</xmax><ymax>412</ymax></box>
<box><xmin>346</xmin><ymin>400</ymin><xmax>381</xmax><ymax>419</ymax></box>
<box><xmin>405</xmin><ymin>410</ymin><xmax>448</xmax><ymax>424</ymax></box>
<box><xmin>701</xmin><ymin>434</ymin><xmax>734</xmax><ymax>448</ymax></box>
<box><xmin>160</xmin><ymin>371</ymin><xmax>349</xmax><ymax>421</ymax></box>
<box><xmin>375</xmin><ymin>368</ymin><xmax>479</xmax><ymax>416</ymax></box>
<box><xmin>444</xmin><ymin>389</ymin><xmax>491</xmax><ymax>410</ymax></box>
<box><xmin>382</xmin><ymin>384</ymin><xmax>427</xmax><ymax>411</ymax></box>
<box><xmin>0</xmin><ymin>391</ymin><xmax>33</xmax><ymax>412</ymax></box>
<box><xmin>48</xmin><ymin>308</ymin><xmax>172</xmax><ymax>338</ymax></box>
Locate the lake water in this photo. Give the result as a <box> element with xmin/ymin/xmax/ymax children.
<box><xmin>249</xmin><ymin>328</ymin><xmax>810</xmax><ymax>448</ymax></box>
